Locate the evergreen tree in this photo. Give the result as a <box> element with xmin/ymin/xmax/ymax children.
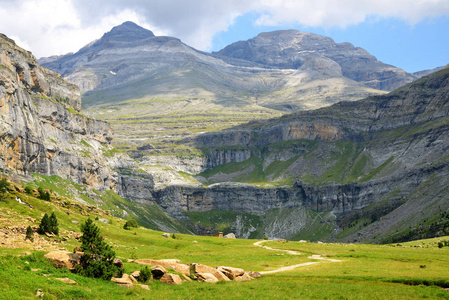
<box><xmin>0</xmin><ymin>177</ymin><xmax>10</xmax><ymax>201</ymax></box>
<box><xmin>38</xmin><ymin>213</ymin><xmax>50</xmax><ymax>235</ymax></box>
<box><xmin>77</xmin><ymin>218</ymin><xmax>119</xmax><ymax>280</ymax></box>
<box><xmin>49</xmin><ymin>212</ymin><xmax>59</xmax><ymax>235</ymax></box>
<box><xmin>25</xmin><ymin>226</ymin><xmax>34</xmax><ymax>242</ymax></box>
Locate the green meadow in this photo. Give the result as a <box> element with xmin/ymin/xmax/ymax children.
<box><xmin>1</xmin><ymin>182</ymin><xmax>449</xmax><ymax>299</ymax></box>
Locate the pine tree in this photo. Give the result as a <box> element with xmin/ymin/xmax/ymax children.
<box><xmin>38</xmin><ymin>213</ymin><xmax>50</xmax><ymax>234</ymax></box>
<box><xmin>49</xmin><ymin>212</ymin><xmax>59</xmax><ymax>235</ymax></box>
<box><xmin>25</xmin><ymin>226</ymin><xmax>34</xmax><ymax>242</ymax></box>
<box><xmin>77</xmin><ymin>218</ymin><xmax>119</xmax><ymax>280</ymax></box>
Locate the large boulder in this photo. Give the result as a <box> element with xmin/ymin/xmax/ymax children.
<box><xmin>235</xmin><ymin>272</ymin><xmax>252</xmax><ymax>281</ymax></box>
<box><xmin>151</xmin><ymin>265</ymin><xmax>167</xmax><ymax>279</ymax></box>
<box><xmin>111</xmin><ymin>274</ymin><xmax>137</xmax><ymax>288</ymax></box>
<box><xmin>160</xmin><ymin>273</ymin><xmax>182</xmax><ymax>285</ymax></box>
<box><xmin>196</xmin><ymin>273</ymin><xmax>219</xmax><ymax>283</ymax></box>
<box><xmin>134</xmin><ymin>259</ymin><xmax>190</xmax><ymax>277</ymax></box>
<box><xmin>190</xmin><ymin>263</ymin><xmax>230</xmax><ymax>281</ymax></box>
<box><xmin>44</xmin><ymin>251</ymin><xmax>81</xmax><ymax>270</ymax></box>
<box><xmin>217</xmin><ymin>266</ymin><xmax>245</xmax><ymax>280</ymax></box>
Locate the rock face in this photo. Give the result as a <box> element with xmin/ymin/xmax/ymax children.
<box><xmin>215</xmin><ymin>30</ymin><xmax>416</xmax><ymax>91</ymax></box>
<box><xmin>0</xmin><ymin>33</ymin><xmax>154</xmax><ymax>198</ymax></box>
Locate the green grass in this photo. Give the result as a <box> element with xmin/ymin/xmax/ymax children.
<box><xmin>1</xmin><ymin>181</ymin><xmax>449</xmax><ymax>299</ymax></box>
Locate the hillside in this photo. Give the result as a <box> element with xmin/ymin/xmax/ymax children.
<box><xmin>40</xmin><ymin>22</ymin><xmax>387</xmax><ymax>187</ymax></box>
<box><xmin>157</xmin><ymin>67</ymin><xmax>449</xmax><ymax>243</ymax></box>
<box><xmin>1</xmin><ymin>181</ymin><xmax>449</xmax><ymax>299</ymax></box>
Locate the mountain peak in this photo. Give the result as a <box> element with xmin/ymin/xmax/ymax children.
<box><xmin>102</xmin><ymin>21</ymin><xmax>155</xmax><ymax>42</ymax></box>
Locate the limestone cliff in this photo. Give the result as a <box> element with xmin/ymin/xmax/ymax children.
<box><xmin>0</xmin><ymin>34</ymin><xmax>153</xmax><ymax>194</ymax></box>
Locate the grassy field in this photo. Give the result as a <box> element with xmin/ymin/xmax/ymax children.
<box><xmin>1</xmin><ymin>182</ymin><xmax>449</xmax><ymax>299</ymax></box>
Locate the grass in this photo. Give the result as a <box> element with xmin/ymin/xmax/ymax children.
<box><xmin>1</xmin><ymin>181</ymin><xmax>449</xmax><ymax>299</ymax></box>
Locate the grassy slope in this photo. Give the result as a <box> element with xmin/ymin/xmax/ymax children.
<box><xmin>1</xmin><ymin>181</ymin><xmax>449</xmax><ymax>299</ymax></box>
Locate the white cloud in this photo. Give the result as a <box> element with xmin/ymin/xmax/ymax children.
<box><xmin>0</xmin><ymin>0</ymin><xmax>448</xmax><ymax>57</ymax></box>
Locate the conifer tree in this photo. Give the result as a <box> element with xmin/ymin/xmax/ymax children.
<box><xmin>49</xmin><ymin>212</ymin><xmax>59</xmax><ymax>235</ymax></box>
<box><xmin>25</xmin><ymin>226</ymin><xmax>34</xmax><ymax>242</ymax></box>
<box><xmin>76</xmin><ymin>218</ymin><xmax>119</xmax><ymax>280</ymax></box>
<box><xmin>0</xmin><ymin>177</ymin><xmax>10</xmax><ymax>201</ymax></box>
<box><xmin>38</xmin><ymin>213</ymin><xmax>50</xmax><ymax>234</ymax></box>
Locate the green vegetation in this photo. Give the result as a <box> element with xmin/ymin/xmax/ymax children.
<box><xmin>37</xmin><ymin>186</ymin><xmax>51</xmax><ymax>201</ymax></box>
<box><xmin>38</xmin><ymin>212</ymin><xmax>59</xmax><ymax>235</ymax></box>
<box><xmin>75</xmin><ymin>218</ymin><xmax>121</xmax><ymax>280</ymax></box>
<box><xmin>0</xmin><ymin>177</ymin><xmax>10</xmax><ymax>201</ymax></box>
<box><xmin>123</xmin><ymin>219</ymin><xmax>138</xmax><ymax>230</ymax></box>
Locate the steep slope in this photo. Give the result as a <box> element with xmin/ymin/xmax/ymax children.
<box><xmin>0</xmin><ymin>33</ymin><xmax>155</xmax><ymax>203</ymax></box>
<box><xmin>215</xmin><ymin>30</ymin><xmax>417</xmax><ymax>91</ymax></box>
<box><xmin>40</xmin><ymin>22</ymin><xmax>384</xmax><ymax>183</ymax></box>
<box><xmin>152</xmin><ymin>67</ymin><xmax>449</xmax><ymax>243</ymax></box>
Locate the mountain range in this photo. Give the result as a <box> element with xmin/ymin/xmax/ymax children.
<box><xmin>1</xmin><ymin>22</ymin><xmax>448</xmax><ymax>243</ymax></box>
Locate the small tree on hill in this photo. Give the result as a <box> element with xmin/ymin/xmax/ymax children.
<box><xmin>76</xmin><ymin>218</ymin><xmax>119</xmax><ymax>280</ymax></box>
<box><xmin>49</xmin><ymin>212</ymin><xmax>59</xmax><ymax>235</ymax></box>
<box><xmin>37</xmin><ymin>187</ymin><xmax>50</xmax><ymax>201</ymax></box>
<box><xmin>38</xmin><ymin>213</ymin><xmax>50</xmax><ymax>235</ymax></box>
<box><xmin>25</xmin><ymin>226</ymin><xmax>34</xmax><ymax>242</ymax></box>
<box><xmin>0</xmin><ymin>177</ymin><xmax>10</xmax><ymax>201</ymax></box>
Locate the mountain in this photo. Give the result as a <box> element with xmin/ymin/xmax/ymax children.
<box><xmin>214</xmin><ymin>30</ymin><xmax>417</xmax><ymax>91</ymax></box>
<box><xmin>155</xmin><ymin>67</ymin><xmax>449</xmax><ymax>243</ymax></box>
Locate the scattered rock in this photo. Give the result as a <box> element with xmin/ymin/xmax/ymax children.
<box><xmin>162</xmin><ymin>233</ymin><xmax>170</xmax><ymax>238</ymax></box>
<box><xmin>190</xmin><ymin>263</ymin><xmax>230</xmax><ymax>281</ymax></box>
<box><xmin>36</xmin><ymin>289</ymin><xmax>44</xmax><ymax>298</ymax></box>
<box><xmin>151</xmin><ymin>265</ymin><xmax>167</xmax><ymax>279</ymax></box>
<box><xmin>248</xmin><ymin>271</ymin><xmax>261</xmax><ymax>278</ymax></box>
<box><xmin>160</xmin><ymin>273</ymin><xmax>182</xmax><ymax>285</ymax></box>
<box><xmin>131</xmin><ymin>270</ymin><xmax>141</xmax><ymax>279</ymax></box>
<box><xmin>196</xmin><ymin>273</ymin><xmax>219</xmax><ymax>283</ymax></box>
<box><xmin>139</xmin><ymin>284</ymin><xmax>150</xmax><ymax>290</ymax></box>
<box><xmin>20</xmin><ymin>251</ymin><xmax>32</xmax><ymax>256</ymax></box>
<box><xmin>223</xmin><ymin>233</ymin><xmax>236</xmax><ymax>239</ymax></box>
<box><xmin>113</xmin><ymin>258</ymin><xmax>124</xmax><ymax>269</ymax></box>
<box><xmin>235</xmin><ymin>272</ymin><xmax>252</xmax><ymax>281</ymax></box>
<box><xmin>54</xmin><ymin>278</ymin><xmax>78</xmax><ymax>285</ymax></box>
<box><xmin>193</xmin><ymin>240</ymin><xmax>198</xmax><ymax>243</ymax></box>
<box><xmin>134</xmin><ymin>259</ymin><xmax>190</xmax><ymax>277</ymax></box>
<box><xmin>98</xmin><ymin>218</ymin><xmax>108</xmax><ymax>224</ymax></box>
<box><xmin>111</xmin><ymin>274</ymin><xmax>134</xmax><ymax>288</ymax></box>
<box><xmin>44</xmin><ymin>251</ymin><xmax>81</xmax><ymax>270</ymax></box>
<box><xmin>71</xmin><ymin>221</ymin><xmax>79</xmax><ymax>224</ymax></box>
<box><xmin>217</xmin><ymin>266</ymin><xmax>245</xmax><ymax>280</ymax></box>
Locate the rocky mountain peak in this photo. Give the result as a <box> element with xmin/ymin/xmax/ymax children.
<box><xmin>102</xmin><ymin>21</ymin><xmax>155</xmax><ymax>42</ymax></box>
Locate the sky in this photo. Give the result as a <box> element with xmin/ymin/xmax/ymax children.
<box><xmin>0</xmin><ymin>0</ymin><xmax>448</xmax><ymax>73</ymax></box>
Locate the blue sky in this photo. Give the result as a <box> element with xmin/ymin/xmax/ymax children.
<box><xmin>212</xmin><ymin>12</ymin><xmax>449</xmax><ymax>73</ymax></box>
<box><xmin>1</xmin><ymin>0</ymin><xmax>448</xmax><ymax>73</ymax></box>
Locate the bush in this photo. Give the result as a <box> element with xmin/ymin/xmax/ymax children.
<box><xmin>0</xmin><ymin>177</ymin><xmax>10</xmax><ymax>201</ymax></box>
<box><xmin>76</xmin><ymin>218</ymin><xmax>120</xmax><ymax>280</ymax></box>
<box><xmin>139</xmin><ymin>266</ymin><xmax>152</xmax><ymax>283</ymax></box>
<box><xmin>38</xmin><ymin>187</ymin><xmax>50</xmax><ymax>201</ymax></box>
<box><xmin>38</xmin><ymin>212</ymin><xmax>58</xmax><ymax>235</ymax></box>
<box><xmin>25</xmin><ymin>226</ymin><xmax>34</xmax><ymax>242</ymax></box>
<box><xmin>24</xmin><ymin>186</ymin><xmax>33</xmax><ymax>195</ymax></box>
<box><xmin>123</xmin><ymin>219</ymin><xmax>138</xmax><ymax>230</ymax></box>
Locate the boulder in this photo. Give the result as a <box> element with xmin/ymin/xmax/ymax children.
<box><xmin>134</xmin><ymin>259</ymin><xmax>190</xmax><ymax>277</ymax></box>
<box><xmin>196</xmin><ymin>273</ymin><xmax>219</xmax><ymax>283</ymax></box>
<box><xmin>162</xmin><ymin>233</ymin><xmax>170</xmax><ymax>238</ymax></box>
<box><xmin>54</xmin><ymin>278</ymin><xmax>77</xmax><ymax>285</ymax></box>
<box><xmin>248</xmin><ymin>271</ymin><xmax>261</xmax><ymax>278</ymax></box>
<box><xmin>160</xmin><ymin>273</ymin><xmax>182</xmax><ymax>285</ymax></box>
<box><xmin>113</xmin><ymin>258</ymin><xmax>124</xmax><ymax>269</ymax></box>
<box><xmin>190</xmin><ymin>263</ymin><xmax>230</xmax><ymax>281</ymax></box>
<box><xmin>223</xmin><ymin>233</ymin><xmax>236</xmax><ymax>239</ymax></box>
<box><xmin>235</xmin><ymin>272</ymin><xmax>252</xmax><ymax>281</ymax></box>
<box><xmin>111</xmin><ymin>274</ymin><xmax>135</xmax><ymax>288</ymax></box>
<box><xmin>217</xmin><ymin>266</ymin><xmax>245</xmax><ymax>280</ymax></box>
<box><xmin>131</xmin><ymin>270</ymin><xmax>141</xmax><ymax>279</ymax></box>
<box><xmin>151</xmin><ymin>265</ymin><xmax>167</xmax><ymax>279</ymax></box>
<box><xmin>44</xmin><ymin>251</ymin><xmax>81</xmax><ymax>270</ymax></box>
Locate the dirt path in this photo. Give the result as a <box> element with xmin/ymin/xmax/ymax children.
<box><xmin>254</xmin><ymin>240</ymin><xmax>341</xmax><ymax>274</ymax></box>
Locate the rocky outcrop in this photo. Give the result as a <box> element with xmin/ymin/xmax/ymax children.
<box><xmin>0</xmin><ymin>33</ymin><xmax>154</xmax><ymax>196</ymax></box>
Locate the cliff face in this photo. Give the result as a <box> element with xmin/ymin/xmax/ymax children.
<box><xmin>0</xmin><ymin>34</ymin><xmax>154</xmax><ymax>193</ymax></box>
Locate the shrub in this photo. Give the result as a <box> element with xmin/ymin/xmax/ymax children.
<box><xmin>38</xmin><ymin>213</ymin><xmax>50</xmax><ymax>235</ymax></box>
<box><xmin>25</xmin><ymin>226</ymin><xmax>34</xmax><ymax>242</ymax></box>
<box><xmin>0</xmin><ymin>177</ymin><xmax>10</xmax><ymax>201</ymax></box>
<box><xmin>76</xmin><ymin>218</ymin><xmax>120</xmax><ymax>280</ymax></box>
<box><xmin>24</xmin><ymin>186</ymin><xmax>33</xmax><ymax>195</ymax></box>
<box><xmin>123</xmin><ymin>219</ymin><xmax>138</xmax><ymax>230</ymax></box>
<box><xmin>139</xmin><ymin>266</ymin><xmax>152</xmax><ymax>283</ymax></box>
<box><xmin>38</xmin><ymin>187</ymin><xmax>50</xmax><ymax>201</ymax></box>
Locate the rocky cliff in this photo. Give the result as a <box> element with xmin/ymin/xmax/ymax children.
<box><xmin>0</xmin><ymin>34</ymin><xmax>153</xmax><ymax>195</ymax></box>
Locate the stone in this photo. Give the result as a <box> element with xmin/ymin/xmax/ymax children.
<box><xmin>190</xmin><ymin>263</ymin><xmax>230</xmax><ymax>281</ymax></box>
<box><xmin>217</xmin><ymin>266</ymin><xmax>245</xmax><ymax>280</ymax></box>
<box><xmin>139</xmin><ymin>284</ymin><xmax>150</xmax><ymax>290</ymax></box>
<box><xmin>162</xmin><ymin>233</ymin><xmax>170</xmax><ymax>238</ymax></box>
<box><xmin>247</xmin><ymin>271</ymin><xmax>261</xmax><ymax>278</ymax></box>
<box><xmin>134</xmin><ymin>259</ymin><xmax>190</xmax><ymax>277</ymax></box>
<box><xmin>151</xmin><ymin>265</ymin><xmax>167</xmax><ymax>279</ymax></box>
<box><xmin>98</xmin><ymin>218</ymin><xmax>108</xmax><ymax>224</ymax></box>
<box><xmin>131</xmin><ymin>270</ymin><xmax>141</xmax><ymax>279</ymax></box>
<box><xmin>160</xmin><ymin>273</ymin><xmax>182</xmax><ymax>285</ymax></box>
<box><xmin>196</xmin><ymin>273</ymin><xmax>219</xmax><ymax>283</ymax></box>
<box><xmin>20</xmin><ymin>251</ymin><xmax>32</xmax><ymax>256</ymax></box>
<box><xmin>36</xmin><ymin>289</ymin><xmax>44</xmax><ymax>298</ymax></box>
<box><xmin>113</xmin><ymin>258</ymin><xmax>124</xmax><ymax>269</ymax></box>
<box><xmin>54</xmin><ymin>278</ymin><xmax>77</xmax><ymax>285</ymax></box>
<box><xmin>111</xmin><ymin>274</ymin><xmax>134</xmax><ymax>288</ymax></box>
<box><xmin>223</xmin><ymin>233</ymin><xmax>236</xmax><ymax>239</ymax></box>
<box><xmin>235</xmin><ymin>272</ymin><xmax>252</xmax><ymax>281</ymax></box>
<box><xmin>44</xmin><ymin>251</ymin><xmax>81</xmax><ymax>270</ymax></box>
